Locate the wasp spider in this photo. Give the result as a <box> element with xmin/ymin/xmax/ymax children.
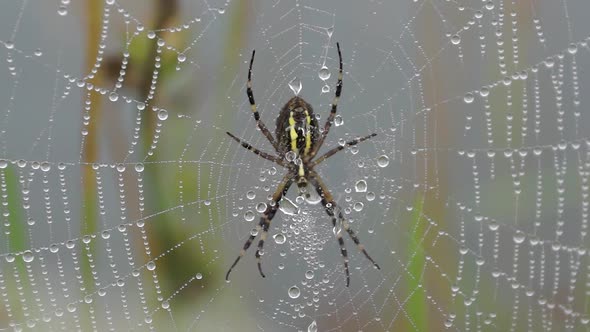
<box><xmin>226</xmin><ymin>43</ymin><xmax>380</xmax><ymax>286</ymax></box>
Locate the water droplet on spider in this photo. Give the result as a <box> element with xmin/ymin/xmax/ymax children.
<box><xmin>334</xmin><ymin>115</ymin><xmax>343</xmax><ymax>126</ymax></box>
<box><xmin>321</xmin><ymin>85</ymin><xmax>330</xmax><ymax>93</ymax></box>
<box><xmin>157</xmin><ymin>109</ymin><xmax>168</xmax><ymax>121</ymax></box>
<box><xmin>279</xmin><ymin>197</ymin><xmax>300</xmax><ymax>216</ymax></box>
<box><xmin>288</xmin><ymin>285</ymin><xmax>300</xmax><ymax>299</ymax></box>
<box><xmin>147</xmin><ymin>261</ymin><xmax>156</xmax><ymax>271</ymax></box>
<box><xmin>308</xmin><ymin>320</ymin><xmax>318</xmax><ymax>332</ymax></box>
<box><xmin>285</xmin><ymin>151</ymin><xmax>297</xmax><ymax>162</ymax></box>
<box><xmin>274</xmin><ymin>233</ymin><xmax>286</xmax><ymax>244</ymax></box>
<box><xmin>451</xmin><ymin>34</ymin><xmax>461</xmax><ymax>44</ymax></box>
<box><xmin>244</xmin><ymin>210</ymin><xmax>255</xmax><ymax>222</ymax></box>
<box><xmin>289</xmin><ymin>77</ymin><xmax>302</xmax><ymax>96</ymax></box>
<box><xmin>318</xmin><ymin>66</ymin><xmax>331</xmax><ymax>80</ymax></box>
<box><xmin>22</xmin><ymin>251</ymin><xmax>34</xmax><ymax>263</ymax></box>
<box><xmin>463</xmin><ymin>92</ymin><xmax>474</xmax><ymax>103</ymax></box>
<box><xmin>355</xmin><ymin>180</ymin><xmax>367</xmax><ymax>192</ymax></box>
<box><xmin>377</xmin><ymin>155</ymin><xmax>389</xmax><ymax>167</ymax></box>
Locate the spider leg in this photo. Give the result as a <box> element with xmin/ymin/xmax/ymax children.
<box><xmin>309</xmin><ymin>171</ymin><xmax>380</xmax><ymax>287</ymax></box>
<box><xmin>226</xmin><ymin>132</ymin><xmax>285</xmax><ymax>167</ymax></box>
<box><xmin>226</xmin><ymin>173</ymin><xmax>294</xmax><ymax>281</ymax></box>
<box><xmin>308</xmin><ymin>42</ymin><xmax>343</xmax><ymax>160</ymax></box>
<box><xmin>311</xmin><ymin>133</ymin><xmax>376</xmax><ymax>167</ymax></box>
<box><xmin>246</xmin><ymin>50</ymin><xmax>280</xmax><ymax>152</ymax></box>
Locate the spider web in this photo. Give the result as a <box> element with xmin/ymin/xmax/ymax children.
<box><xmin>0</xmin><ymin>0</ymin><xmax>589</xmax><ymax>331</ymax></box>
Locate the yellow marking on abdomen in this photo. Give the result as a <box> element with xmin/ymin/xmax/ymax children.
<box><xmin>298</xmin><ymin>163</ymin><xmax>305</xmax><ymax>176</ymax></box>
<box><xmin>304</xmin><ymin>110</ymin><xmax>312</xmax><ymax>155</ymax></box>
<box><xmin>289</xmin><ymin>111</ymin><xmax>298</xmax><ymax>152</ymax></box>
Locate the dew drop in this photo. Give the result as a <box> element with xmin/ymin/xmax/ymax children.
<box><xmin>451</xmin><ymin>35</ymin><xmax>461</xmax><ymax>44</ymax></box>
<box><xmin>244</xmin><ymin>210</ymin><xmax>255</xmax><ymax>222</ymax></box>
<box><xmin>464</xmin><ymin>92</ymin><xmax>474</xmax><ymax>103</ymax></box>
<box><xmin>355</xmin><ymin>180</ymin><xmax>367</xmax><ymax>192</ymax></box>
<box><xmin>23</xmin><ymin>250</ymin><xmax>34</xmax><ymax>263</ymax></box>
<box><xmin>157</xmin><ymin>109</ymin><xmax>168</xmax><ymax>121</ymax></box>
<box><xmin>308</xmin><ymin>320</ymin><xmax>318</xmax><ymax>332</ymax></box>
<box><xmin>377</xmin><ymin>155</ymin><xmax>389</xmax><ymax>167</ymax></box>
<box><xmin>279</xmin><ymin>197</ymin><xmax>300</xmax><ymax>216</ymax></box>
<box><xmin>246</xmin><ymin>191</ymin><xmax>256</xmax><ymax>200</ymax></box>
<box><xmin>134</xmin><ymin>163</ymin><xmax>144</xmax><ymax>172</ymax></box>
<box><xmin>334</xmin><ymin>115</ymin><xmax>343</xmax><ymax>126</ymax></box>
<box><xmin>318</xmin><ymin>66</ymin><xmax>331</xmax><ymax>80</ymax></box>
<box><xmin>305</xmin><ymin>270</ymin><xmax>314</xmax><ymax>279</ymax></box>
<box><xmin>289</xmin><ymin>77</ymin><xmax>302</xmax><ymax>95</ymax></box>
<box><xmin>274</xmin><ymin>233</ymin><xmax>286</xmax><ymax>244</ymax></box>
<box><xmin>177</xmin><ymin>53</ymin><xmax>186</xmax><ymax>62</ymax></box>
<box><xmin>288</xmin><ymin>285</ymin><xmax>301</xmax><ymax>299</ymax></box>
<box><xmin>256</xmin><ymin>202</ymin><xmax>267</xmax><ymax>213</ymax></box>
<box><xmin>57</xmin><ymin>6</ymin><xmax>68</xmax><ymax>15</ymax></box>
<box><xmin>109</xmin><ymin>92</ymin><xmax>119</xmax><ymax>102</ymax></box>
<box><xmin>147</xmin><ymin>261</ymin><xmax>156</xmax><ymax>271</ymax></box>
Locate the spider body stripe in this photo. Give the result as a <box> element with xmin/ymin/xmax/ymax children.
<box><xmin>288</xmin><ymin>112</ymin><xmax>298</xmax><ymax>152</ymax></box>
<box><xmin>226</xmin><ymin>42</ymin><xmax>379</xmax><ymax>286</ymax></box>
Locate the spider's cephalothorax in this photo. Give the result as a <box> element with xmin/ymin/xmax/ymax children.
<box><xmin>225</xmin><ymin>43</ymin><xmax>380</xmax><ymax>287</ymax></box>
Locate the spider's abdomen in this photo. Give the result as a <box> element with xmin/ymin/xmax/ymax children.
<box><xmin>275</xmin><ymin>96</ymin><xmax>319</xmax><ymax>158</ymax></box>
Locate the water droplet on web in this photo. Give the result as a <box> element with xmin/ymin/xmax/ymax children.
<box><xmin>377</xmin><ymin>155</ymin><xmax>389</xmax><ymax>167</ymax></box>
<box><xmin>256</xmin><ymin>202</ymin><xmax>267</xmax><ymax>212</ymax></box>
<box><xmin>334</xmin><ymin>115</ymin><xmax>343</xmax><ymax>126</ymax></box>
<box><xmin>305</xmin><ymin>270</ymin><xmax>314</xmax><ymax>279</ymax></box>
<box><xmin>246</xmin><ymin>190</ymin><xmax>255</xmax><ymax>200</ymax></box>
<box><xmin>0</xmin><ymin>159</ymin><xmax>7</xmax><ymax>169</ymax></box>
<box><xmin>274</xmin><ymin>233</ymin><xmax>286</xmax><ymax>244</ymax></box>
<box><xmin>353</xmin><ymin>202</ymin><xmax>364</xmax><ymax>211</ymax></box>
<box><xmin>288</xmin><ymin>285</ymin><xmax>300</xmax><ymax>299</ymax></box>
<box><xmin>109</xmin><ymin>92</ymin><xmax>119</xmax><ymax>102</ymax></box>
<box><xmin>177</xmin><ymin>53</ymin><xmax>186</xmax><ymax>63</ymax></box>
<box><xmin>101</xmin><ymin>230</ymin><xmax>110</xmax><ymax>239</ymax></box>
<box><xmin>157</xmin><ymin>109</ymin><xmax>168</xmax><ymax>121</ymax></box>
<box><xmin>513</xmin><ymin>231</ymin><xmax>525</xmax><ymax>244</ymax></box>
<box><xmin>147</xmin><ymin>261</ymin><xmax>156</xmax><ymax>271</ymax></box>
<box><xmin>134</xmin><ymin>163</ymin><xmax>144</xmax><ymax>172</ymax></box>
<box><xmin>308</xmin><ymin>320</ymin><xmax>318</xmax><ymax>332</ymax></box>
<box><xmin>318</xmin><ymin>66</ymin><xmax>331</xmax><ymax>80</ymax></box>
<box><xmin>321</xmin><ymin>85</ymin><xmax>330</xmax><ymax>93</ymax></box>
<box><xmin>289</xmin><ymin>77</ymin><xmax>302</xmax><ymax>96</ymax></box>
<box><xmin>244</xmin><ymin>210</ymin><xmax>255</xmax><ymax>222</ymax></box>
<box><xmin>480</xmin><ymin>87</ymin><xmax>490</xmax><ymax>97</ymax></box>
<box><xmin>463</xmin><ymin>92</ymin><xmax>474</xmax><ymax>103</ymax></box>
<box><xmin>279</xmin><ymin>197</ymin><xmax>299</xmax><ymax>215</ymax></box>
<box><xmin>451</xmin><ymin>35</ymin><xmax>461</xmax><ymax>44</ymax></box>
<box><xmin>4</xmin><ymin>41</ymin><xmax>14</xmax><ymax>50</ymax></box>
<box><xmin>57</xmin><ymin>5</ymin><xmax>68</xmax><ymax>16</ymax></box>
<box><xmin>23</xmin><ymin>250</ymin><xmax>34</xmax><ymax>263</ymax></box>
<box><xmin>305</xmin><ymin>187</ymin><xmax>322</xmax><ymax>205</ymax></box>
<box><xmin>34</xmin><ymin>48</ymin><xmax>43</xmax><ymax>56</ymax></box>
<box><xmin>355</xmin><ymin>180</ymin><xmax>367</xmax><ymax>192</ymax></box>
<box><xmin>366</xmin><ymin>192</ymin><xmax>375</xmax><ymax>201</ymax></box>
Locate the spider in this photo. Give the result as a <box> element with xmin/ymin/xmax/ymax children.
<box><xmin>225</xmin><ymin>43</ymin><xmax>380</xmax><ymax>287</ymax></box>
